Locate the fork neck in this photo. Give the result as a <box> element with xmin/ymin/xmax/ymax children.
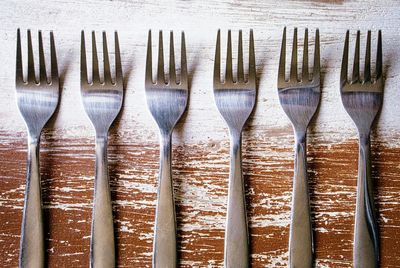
<box><xmin>159</xmin><ymin>131</ymin><xmax>172</xmax><ymax>149</ymax></box>
<box><xmin>229</xmin><ymin>128</ymin><xmax>242</xmax><ymax>142</ymax></box>
<box><xmin>358</xmin><ymin>132</ymin><xmax>371</xmax><ymax>146</ymax></box>
<box><xmin>95</xmin><ymin>134</ymin><xmax>109</xmax><ymax>143</ymax></box>
<box><xmin>294</xmin><ymin>129</ymin><xmax>307</xmax><ymax>145</ymax></box>
<box><xmin>94</xmin><ymin>136</ymin><xmax>108</xmax><ymax>160</ymax></box>
<box><xmin>229</xmin><ymin>130</ymin><xmax>242</xmax><ymax>166</ymax></box>
<box><xmin>28</xmin><ymin>134</ymin><xmax>40</xmax><ymax>146</ymax></box>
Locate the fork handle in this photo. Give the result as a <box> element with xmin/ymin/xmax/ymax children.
<box><xmin>354</xmin><ymin>134</ymin><xmax>379</xmax><ymax>268</ymax></box>
<box><xmin>153</xmin><ymin>133</ymin><xmax>177</xmax><ymax>268</ymax></box>
<box><xmin>289</xmin><ymin>132</ymin><xmax>313</xmax><ymax>268</ymax></box>
<box><xmin>19</xmin><ymin>138</ymin><xmax>44</xmax><ymax>268</ymax></box>
<box><xmin>90</xmin><ymin>137</ymin><xmax>115</xmax><ymax>268</ymax></box>
<box><xmin>224</xmin><ymin>131</ymin><xmax>249</xmax><ymax>268</ymax></box>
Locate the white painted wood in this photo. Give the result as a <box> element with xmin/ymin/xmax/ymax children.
<box><xmin>0</xmin><ymin>0</ymin><xmax>399</xmax><ymax>144</ymax></box>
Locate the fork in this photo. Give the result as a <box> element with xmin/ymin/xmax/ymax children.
<box><xmin>80</xmin><ymin>31</ymin><xmax>123</xmax><ymax>268</ymax></box>
<box><xmin>277</xmin><ymin>27</ymin><xmax>320</xmax><ymax>267</ymax></box>
<box><xmin>15</xmin><ymin>29</ymin><xmax>59</xmax><ymax>268</ymax></box>
<box><xmin>145</xmin><ymin>30</ymin><xmax>188</xmax><ymax>268</ymax></box>
<box><xmin>213</xmin><ymin>29</ymin><xmax>256</xmax><ymax>268</ymax></box>
<box><xmin>340</xmin><ymin>30</ymin><xmax>382</xmax><ymax>268</ymax></box>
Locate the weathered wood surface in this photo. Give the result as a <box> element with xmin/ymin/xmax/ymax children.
<box><xmin>1</xmin><ymin>0</ymin><xmax>400</xmax><ymax>267</ymax></box>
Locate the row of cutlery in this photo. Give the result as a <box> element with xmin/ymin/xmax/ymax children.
<box><xmin>15</xmin><ymin>28</ymin><xmax>383</xmax><ymax>267</ymax></box>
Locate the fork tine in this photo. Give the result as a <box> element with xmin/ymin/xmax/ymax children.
<box><xmin>376</xmin><ymin>30</ymin><xmax>382</xmax><ymax>80</ymax></box>
<box><xmin>364</xmin><ymin>30</ymin><xmax>371</xmax><ymax>82</ymax></box>
<box><xmin>38</xmin><ymin>31</ymin><xmax>47</xmax><ymax>84</ymax></box>
<box><xmin>114</xmin><ymin>31</ymin><xmax>123</xmax><ymax>86</ymax></box>
<box><xmin>225</xmin><ymin>30</ymin><xmax>233</xmax><ymax>83</ymax></box>
<box><xmin>16</xmin><ymin>29</ymin><xmax>23</xmax><ymax>84</ymax></box>
<box><xmin>180</xmin><ymin>31</ymin><xmax>188</xmax><ymax>88</ymax></box>
<box><xmin>169</xmin><ymin>31</ymin><xmax>176</xmax><ymax>84</ymax></box>
<box><xmin>341</xmin><ymin>30</ymin><xmax>349</xmax><ymax>86</ymax></box>
<box><xmin>237</xmin><ymin>30</ymin><xmax>244</xmax><ymax>83</ymax></box>
<box><xmin>157</xmin><ymin>31</ymin><xmax>165</xmax><ymax>84</ymax></box>
<box><xmin>145</xmin><ymin>30</ymin><xmax>153</xmax><ymax>85</ymax></box>
<box><xmin>290</xmin><ymin>28</ymin><xmax>298</xmax><ymax>82</ymax></box>
<box><xmin>81</xmin><ymin>31</ymin><xmax>88</xmax><ymax>85</ymax></box>
<box><xmin>352</xmin><ymin>31</ymin><xmax>360</xmax><ymax>83</ymax></box>
<box><xmin>248</xmin><ymin>29</ymin><xmax>256</xmax><ymax>85</ymax></box>
<box><xmin>50</xmin><ymin>32</ymin><xmax>58</xmax><ymax>84</ymax></box>
<box><xmin>27</xmin><ymin>30</ymin><xmax>36</xmax><ymax>83</ymax></box>
<box><xmin>302</xmin><ymin>28</ymin><xmax>309</xmax><ymax>81</ymax></box>
<box><xmin>92</xmin><ymin>31</ymin><xmax>100</xmax><ymax>83</ymax></box>
<box><xmin>213</xmin><ymin>30</ymin><xmax>221</xmax><ymax>84</ymax></box>
<box><xmin>102</xmin><ymin>32</ymin><xmax>112</xmax><ymax>84</ymax></box>
<box><xmin>313</xmin><ymin>29</ymin><xmax>320</xmax><ymax>82</ymax></box>
<box><xmin>278</xmin><ymin>27</ymin><xmax>286</xmax><ymax>85</ymax></box>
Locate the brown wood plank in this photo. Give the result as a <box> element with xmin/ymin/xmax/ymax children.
<box><xmin>1</xmin><ymin>129</ymin><xmax>399</xmax><ymax>267</ymax></box>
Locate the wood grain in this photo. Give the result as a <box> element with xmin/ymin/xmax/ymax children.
<box><xmin>1</xmin><ymin>0</ymin><xmax>400</xmax><ymax>267</ymax></box>
<box><xmin>1</xmin><ymin>130</ymin><xmax>400</xmax><ymax>267</ymax></box>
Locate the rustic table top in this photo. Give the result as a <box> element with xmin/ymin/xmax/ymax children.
<box><xmin>1</xmin><ymin>0</ymin><xmax>399</xmax><ymax>267</ymax></box>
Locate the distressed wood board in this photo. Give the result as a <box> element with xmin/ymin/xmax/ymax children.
<box><xmin>1</xmin><ymin>0</ymin><xmax>400</xmax><ymax>267</ymax></box>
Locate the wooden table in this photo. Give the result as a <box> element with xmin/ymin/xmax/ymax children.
<box><xmin>1</xmin><ymin>0</ymin><xmax>399</xmax><ymax>267</ymax></box>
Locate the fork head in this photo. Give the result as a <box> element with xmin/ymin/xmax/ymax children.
<box><xmin>213</xmin><ymin>29</ymin><xmax>256</xmax><ymax>133</ymax></box>
<box><xmin>15</xmin><ymin>29</ymin><xmax>59</xmax><ymax>139</ymax></box>
<box><xmin>145</xmin><ymin>30</ymin><xmax>188</xmax><ymax>135</ymax></box>
<box><xmin>340</xmin><ymin>30</ymin><xmax>383</xmax><ymax>134</ymax></box>
<box><xmin>81</xmin><ymin>31</ymin><xmax>123</xmax><ymax>136</ymax></box>
<box><xmin>277</xmin><ymin>27</ymin><xmax>321</xmax><ymax>133</ymax></box>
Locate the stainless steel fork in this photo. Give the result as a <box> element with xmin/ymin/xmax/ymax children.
<box><xmin>340</xmin><ymin>30</ymin><xmax>383</xmax><ymax>268</ymax></box>
<box><xmin>15</xmin><ymin>29</ymin><xmax>59</xmax><ymax>268</ymax></box>
<box><xmin>277</xmin><ymin>27</ymin><xmax>320</xmax><ymax>267</ymax></box>
<box><xmin>81</xmin><ymin>31</ymin><xmax>123</xmax><ymax>268</ymax></box>
<box><xmin>213</xmin><ymin>30</ymin><xmax>256</xmax><ymax>268</ymax></box>
<box><xmin>145</xmin><ymin>30</ymin><xmax>188</xmax><ymax>268</ymax></box>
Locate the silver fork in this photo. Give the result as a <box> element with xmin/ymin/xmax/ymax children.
<box><xmin>15</xmin><ymin>29</ymin><xmax>59</xmax><ymax>268</ymax></box>
<box><xmin>340</xmin><ymin>30</ymin><xmax>383</xmax><ymax>268</ymax></box>
<box><xmin>80</xmin><ymin>31</ymin><xmax>123</xmax><ymax>268</ymax></box>
<box><xmin>145</xmin><ymin>30</ymin><xmax>188</xmax><ymax>268</ymax></box>
<box><xmin>213</xmin><ymin>29</ymin><xmax>256</xmax><ymax>268</ymax></box>
<box><xmin>277</xmin><ymin>27</ymin><xmax>320</xmax><ymax>267</ymax></box>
